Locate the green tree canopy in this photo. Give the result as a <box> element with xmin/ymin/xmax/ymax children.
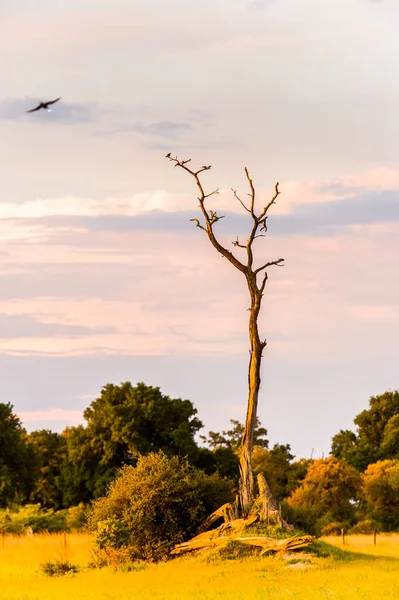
<box><xmin>0</xmin><ymin>403</ymin><xmax>32</xmax><ymax>507</ymax></box>
<box><xmin>202</xmin><ymin>418</ymin><xmax>268</xmax><ymax>451</ymax></box>
<box><xmin>331</xmin><ymin>390</ymin><xmax>399</xmax><ymax>470</ymax></box>
<box><xmin>61</xmin><ymin>382</ymin><xmax>205</xmax><ymax>502</ymax></box>
<box><xmin>27</xmin><ymin>430</ymin><xmax>67</xmax><ymax>509</ymax></box>
<box><xmin>362</xmin><ymin>459</ymin><xmax>399</xmax><ymax>530</ymax></box>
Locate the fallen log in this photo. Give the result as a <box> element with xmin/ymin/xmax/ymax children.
<box><xmin>171</xmin><ymin>533</ymin><xmax>315</xmax><ymax>556</ymax></box>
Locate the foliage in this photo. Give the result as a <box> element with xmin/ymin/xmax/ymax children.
<box><xmin>286</xmin><ymin>457</ymin><xmax>362</xmax><ymax>535</ymax></box>
<box><xmin>362</xmin><ymin>459</ymin><xmax>399</xmax><ymax>530</ymax></box>
<box><xmin>321</xmin><ymin>521</ymin><xmax>351</xmax><ymax>536</ymax></box>
<box><xmin>63</xmin><ymin>382</ymin><xmax>204</xmax><ymax>501</ymax></box>
<box><xmin>41</xmin><ymin>560</ymin><xmax>80</xmax><ymax>577</ymax></box>
<box><xmin>0</xmin><ymin>504</ymin><xmax>66</xmax><ymax>534</ymax></box>
<box><xmin>252</xmin><ymin>444</ymin><xmax>310</xmax><ymax>500</ymax></box>
<box><xmin>27</xmin><ymin>429</ymin><xmax>67</xmax><ymax>509</ymax></box>
<box><xmin>349</xmin><ymin>519</ymin><xmax>380</xmax><ymax>534</ymax></box>
<box><xmin>88</xmin><ymin>451</ymin><xmax>234</xmax><ymax>562</ymax></box>
<box><xmin>201</xmin><ymin>418</ymin><xmax>268</xmax><ymax>451</ymax></box>
<box><xmin>331</xmin><ymin>390</ymin><xmax>399</xmax><ymax>470</ymax></box>
<box><xmin>0</xmin><ymin>504</ymin><xmax>88</xmax><ymax>534</ymax></box>
<box><xmin>0</xmin><ymin>403</ymin><xmax>32</xmax><ymax>507</ymax></box>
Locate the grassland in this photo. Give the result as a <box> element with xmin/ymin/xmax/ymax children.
<box><xmin>0</xmin><ymin>533</ymin><xmax>398</xmax><ymax>600</ymax></box>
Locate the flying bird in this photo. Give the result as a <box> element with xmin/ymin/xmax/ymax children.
<box><xmin>27</xmin><ymin>97</ymin><xmax>61</xmax><ymax>113</ymax></box>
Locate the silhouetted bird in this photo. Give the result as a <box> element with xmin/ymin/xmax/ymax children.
<box><xmin>27</xmin><ymin>97</ymin><xmax>61</xmax><ymax>113</ymax></box>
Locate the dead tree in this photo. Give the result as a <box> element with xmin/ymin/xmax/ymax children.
<box><xmin>166</xmin><ymin>154</ymin><xmax>284</xmax><ymax>516</ymax></box>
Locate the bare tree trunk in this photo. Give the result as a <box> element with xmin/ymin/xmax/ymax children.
<box><xmin>239</xmin><ymin>279</ymin><xmax>265</xmax><ymax>512</ymax></box>
<box><xmin>166</xmin><ymin>154</ymin><xmax>283</xmax><ymax>518</ymax></box>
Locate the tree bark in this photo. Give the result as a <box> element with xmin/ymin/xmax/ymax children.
<box><xmin>239</xmin><ymin>275</ymin><xmax>265</xmax><ymax>513</ymax></box>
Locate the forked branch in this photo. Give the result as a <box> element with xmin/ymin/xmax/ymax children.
<box><xmin>165</xmin><ymin>153</ymin><xmax>285</xmax><ymax>288</ymax></box>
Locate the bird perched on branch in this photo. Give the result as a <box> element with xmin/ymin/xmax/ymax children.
<box><xmin>27</xmin><ymin>97</ymin><xmax>61</xmax><ymax>113</ymax></box>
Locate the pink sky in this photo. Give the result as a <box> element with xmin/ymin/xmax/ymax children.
<box><xmin>1</xmin><ymin>0</ymin><xmax>399</xmax><ymax>458</ymax></box>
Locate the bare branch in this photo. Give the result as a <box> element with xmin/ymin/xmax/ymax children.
<box><xmin>196</xmin><ymin>165</ymin><xmax>212</xmax><ymax>174</ymax></box>
<box><xmin>232</xmin><ymin>236</ymin><xmax>246</xmax><ymax>249</ymax></box>
<box><xmin>254</xmin><ymin>258</ymin><xmax>285</xmax><ymax>275</ymax></box>
<box><xmin>259</xmin><ymin>272</ymin><xmax>268</xmax><ymax>294</ymax></box>
<box><xmin>258</xmin><ymin>183</ymin><xmax>280</xmax><ymax>221</ymax></box>
<box><xmin>190</xmin><ymin>218</ymin><xmax>207</xmax><ymax>232</ymax></box>
<box><xmin>208</xmin><ymin>210</ymin><xmax>225</xmax><ymax>226</ymax></box>
<box><xmin>205</xmin><ymin>189</ymin><xmax>219</xmax><ymax>199</ymax></box>
<box><xmin>166</xmin><ymin>153</ymin><xmax>246</xmax><ymax>273</ymax></box>
<box><xmin>244</xmin><ymin>168</ymin><xmax>256</xmax><ymax>215</ymax></box>
<box><xmin>232</xmin><ymin>188</ymin><xmax>251</xmax><ymax>213</ymax></box>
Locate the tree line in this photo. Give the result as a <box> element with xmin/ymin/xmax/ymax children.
<box><xmin>1</xmin><ymin>383</ymin><xmax>398</xmax><ymax>534</ymax></box>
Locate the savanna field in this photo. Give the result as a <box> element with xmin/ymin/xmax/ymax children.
<box><xmin>1</xmin><ymin>533</ymin><xmax>399</xmax><ymax>600</ymax></box>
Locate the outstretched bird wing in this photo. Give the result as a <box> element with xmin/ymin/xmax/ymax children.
<box><xmin>27</xmin><ymin>104</ymin><xmax>42</xmax><ymax>113</ymax></box>
<box><xmin>46</xmin><ymin>97</ymin><xmax>61</xmax><ymax>106</ymax></box>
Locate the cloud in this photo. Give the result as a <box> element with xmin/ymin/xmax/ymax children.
<box><xmin>12</xmin><ymin>188</ymin><xmax>398</xmax><ymax>240</ymax></box>
<box><xmin>0</xmin><ymin>98</ymin><xmax>96</xmax><ymax>124</ymax></box>
<box><xmin>99</xmin><ymin>120</ymin><xmax>192</xmax><ymax>139</ymax></box>
<box><xmin>0</xmin><ymin>313</ymin><xmax>116</xmax><ymax>340</ymax></box>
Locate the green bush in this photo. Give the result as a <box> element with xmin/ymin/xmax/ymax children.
<box><xmin>349</xmin><ymin>519</ymin><xmax>380</xmax><ymax>534</ymax></box>
<box><xmin>0</xmin><ymin>504</ymin><xmax>66</xmax><ymax>534</ymax></box>
<box><xmin>0</xmin><ymin>504</ymin><xmax>88</xmax><ymax>535</ymax></box>
<box><xmin>88</xmin><ymin>451</ymin><xmax>234</xmax><ymax>563</ymax></box>
<box><xmin>321</xmin><ymin>521</ymin><xmax>351</xmax><ymax>536</ymax></box>
<box><xmin>65</xmin><ymin>503</ymin><xmax>88</xmax><ymax>531</ymax></box>
<box><xmin>41</xmin><ymin>561</ymin><xmax>80</xmax><ymax>577</ymax></box>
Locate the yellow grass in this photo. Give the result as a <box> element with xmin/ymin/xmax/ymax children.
<box><xmin>323</xmin><ymin>533</ymin><xmax>399</xmax><ymax>558</ymax></box>
<box><xmin>0</xmin><ymin>533</ymin><xmax>398</xmax><ymax>599</ymax></box>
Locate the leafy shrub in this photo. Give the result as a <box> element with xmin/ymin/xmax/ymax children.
<box><xmin>349</xmin><ymin>519</ymin><xmax>380</xmax><ymax>534</ymax></box>
<box><xmin>0</xmin><ymin>504</ymin><xmax>66</xmax><ymax>534</ymax></box>
<box><xmin>41</xmin><ymin>561</ymin><xmax>80</xmax><ymax>577</ymax></box>
<box><xmin>0</xmin><ymin>504</ymin><xmax>88</xmax><ymax>535</ymax></box>
<box><xmin>321</xmin><ymin>521</ymin><xmax>351</xmax><ymax>536</ymax></box>
<box><xmin>88</xmin><ymin>451</ymin><xmax>234</xmax><ymax>563</ymax></box>
<box><xmin>65</xmin><ymin>503</ymin><xmax>88</xmax><ymax>531</ymax></box>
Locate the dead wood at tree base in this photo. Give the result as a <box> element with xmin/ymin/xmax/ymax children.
<box><xmin>171</xmin><ymin>532</ymin><xmax>315</xmax><ymax>556</ymax></box>
<box><xmin>256</xmin><ymin>473</ymin><xmax>294</xmax><ymax>531</ymax></box>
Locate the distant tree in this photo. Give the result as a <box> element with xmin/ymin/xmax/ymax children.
<box><xmin>287</xmin><ymin>457</ymin><xmax>361</xmax><ymax>533</ymax></box>
<box><xmin>85</xmin><ymin>382</ymin><xmax>202</xmax><ymax>460</ymax></box>
<box><xmin>61</xmin><ymin>425</ymin><xmax>105</xmax><ymax>506</ymax></box>
<box><xmin>252</xmin><ymin>443</ymin><xmax>294</xmax><ymax>500</ymax></box>
<box><xmin>61</xmin><ymin>382</ymin><xmax>205</xmax><ymax>502</ymax></box>
<box><xmin>27</xmin><ymin>430</ymin><xmax>67</xmax><ymax>509</ymax></box>
<box><xmin>203</xmin><ymin>419</ymin><xmax>268</xmax><ymax>451</ymax></box>
<box><xmin>0</xmin><ymin>403</ymin><xmax>32</xmax><ymax>507</ymax></box>
<box><xmin>285</xmin><ymin>458</ymin><xmax>313</xmax><ymax>496</ymax></box>
<box><xmin>252</xmin><ymin>445</ymin><xmax>312</xmax><ymax>500</ymax></box>
<box><xmin>331</xmin><ymin>390</ymin><xmax>399</xmax><ymax>470</ymax></box>
<box><xmin>362</xmin><ymin>459</ymin><xmax>399</xmax><ymax>530</ymax></box>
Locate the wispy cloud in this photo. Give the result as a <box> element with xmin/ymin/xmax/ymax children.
<box><xmin>0</xmin><ymin>98</ymin><xmax>96</xmax><ymax>124</ymax></box>
<box><xmin>0</xmin><ymin>313</ymin><xmax>115</xmax><ymax>339</ymax></box>
<box><xmin>99</xmin><ymin>120</ymin><xmax>192</xmax><ymax>139</ymax></box>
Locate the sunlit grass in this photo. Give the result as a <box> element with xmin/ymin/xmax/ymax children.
<box><xmin>0</xmin><ymin>533</ymin><xmax>398</xmax><ymax>599</ymax></box>
<box><xmin>323</xmin><ymin>533</ymin><xmax>399</xmax><ymax>558</ymax></box>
